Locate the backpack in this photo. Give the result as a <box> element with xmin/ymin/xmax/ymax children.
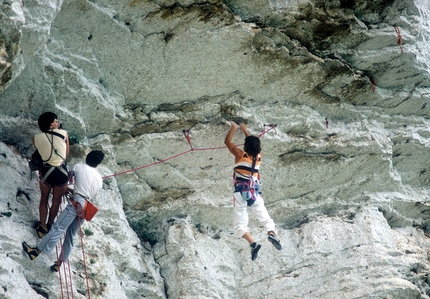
<box><xmin>28</xmin><ymin>150</ymin><xmax>44</xmax><ymax>171</ymax></box>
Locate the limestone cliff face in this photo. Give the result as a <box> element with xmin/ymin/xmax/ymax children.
<box><xmin>1</xmin><ymin>0</ymin><xmax>430</xmax><ymax>298</ymax></box>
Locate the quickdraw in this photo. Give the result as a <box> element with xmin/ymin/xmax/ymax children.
<box><xmin>183</xmin><ymin>129</ymin><xmax>193</xmax><ymax>150</ymax></box>
<box><xmin>394</xmin><ymin>25</ymin><xmax>403</xmax><ymax>53</ymax></box>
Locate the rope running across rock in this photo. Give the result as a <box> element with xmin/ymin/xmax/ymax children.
<box><xmin>102</xmin><ymin>124</ymin><xmax>277</xmax><ymax>180</ymax></box>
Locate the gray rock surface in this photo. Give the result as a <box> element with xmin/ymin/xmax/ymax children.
<box><xmin>1</xmin><ymin>0</ymin><xmax>430</xmax><ymax>298</ymax></box>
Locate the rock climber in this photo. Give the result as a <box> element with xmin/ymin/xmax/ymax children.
<box><xmin>22</xmin><ymin>150</ymin><xmax>104</xmax><ymax>272</ymax></box>
<box><xmin>224</xmin><ymin>121</ymin><xmax>282</xmax><ymax>261</ymax></box>
<box><xmin>32</xmin><ymin>112</ymin><xmax>70</xmax><ymax>238</ymax></box>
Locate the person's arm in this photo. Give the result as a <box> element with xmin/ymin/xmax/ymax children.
<box><xmin>224</xmin><ymin>121</ymin><xmax>243</xmax><ymax>161</ymax></box>
<box><xmin>65</xmin><ymin>133</ymin><xmax>70</xmax><ymax>157</ymax></box>
<box><xmin>239</xmin><ymin>123</ymin><xmax>250</xmax><ymax>137</ymax></box>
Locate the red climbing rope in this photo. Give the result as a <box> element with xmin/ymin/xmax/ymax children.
<box><xmin>55</xmin><ymin>244</ymin><xmax>66</xmax><ymax>299</ymax></box>
<box><xmin>258</xmin><ymin>124</ymin><xmax>277</xmax><ymax>137</ymax></box>
<box><xmin>55</xmin><ymin>202</ymin><xmax>75</xmax><ymax>299</ymax></box>
<box><xmin>78</xmin><ymin>216</ymin><xmax>92</xmax><ymax>299</ymax></box>
<box><xmin>394</xmin><ymin>25</ymin><xmax>403</xmax><ymax>53</ymax></box>
<box><xmin>103</xmin><ymin>149</ymin><xmax>194</xmax><ymax>179</ymax></box>
<box><xmin>54</xmin><ymin>194</ymin><xmax>93</xmax><ymax>299</ymax></box>
<box><xmin>103</xmin><ymin>124</ymin><xmax>277</xmax><ymax>179</ymax></box>
<box><xmin>64</xmin><ymin>260</ymin><xmax>75</xmax><ymax>299</ymax></box>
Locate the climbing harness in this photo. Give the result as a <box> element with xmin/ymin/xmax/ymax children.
<box><xmin>233</xmin><ymin>153</ymin><xmax>261</xmax><ymax>206</ymax></box>
<box><xmin>27</xmin><ymin>131</ymin><xmax>66</xmax><ymax>179</ymax></box>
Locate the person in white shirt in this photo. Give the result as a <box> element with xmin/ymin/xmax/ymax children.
<box><xmin>22</xmin><ymin>151</ymin><xmax>104</xmax><ymax>272</ymax></box>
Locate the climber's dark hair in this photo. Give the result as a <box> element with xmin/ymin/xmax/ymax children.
<box><xmin>86</xmin><ymin>150</ymin><xmax>105</xmax><ymax>167</ymax></box>
<box><xmin>38</xmin><ymin>112</ymin><xmax>57</xmax><ymax>132</ymax></box>
<box><xmin>244</xmin><ymin>135</ymin><xmax>261</xmax><ymax>156</ymax></box>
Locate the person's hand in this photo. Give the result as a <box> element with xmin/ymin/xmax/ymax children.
<box><xmin>239</xmin><ymin>123</ymin><xmax>247</xmax><ymax>132</ymax></box>
<box><xmin>230</xmin><ymin>121</ymin><xmax>238</xmax><ymax>130</ymax></box>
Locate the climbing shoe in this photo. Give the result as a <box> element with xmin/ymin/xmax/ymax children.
<box><xmin>22</xmin><ymin>242</ymin><xmax>40</xmax><ymax>260</ymax></box>
<box><xmin>50</xmin><ymin>261</ymin><xmax>61</xmax><ymax>272</ymax></box>
<box><xmin>250</xmin><ymin>242</ymin><xmax>261</xmax><ymax>261</ymax></box>
<box><xmin>35</xmin><ymin>221</ymin><xmax>48</xmax><ymax>238</ymax></box>
<box><xmin>268</xmin><ymin>233</ymin><xmax>282</xmax><ymax>250</ymax></box>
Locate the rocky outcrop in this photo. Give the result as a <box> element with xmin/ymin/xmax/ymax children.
<box><xmin>1</xmin><ymin>0</ymin><xmax>430</xmax><ymax>298</ymax></box>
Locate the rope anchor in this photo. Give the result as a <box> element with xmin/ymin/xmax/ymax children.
<box><xmin>182</xmin><ymin>129</ymin><xmax>193</xmax><ymax>150</ymax></box>
<box><xmin>259</xmin><ymin>124</ymin><xmax>277</xmax><ymax>137</ymax></box>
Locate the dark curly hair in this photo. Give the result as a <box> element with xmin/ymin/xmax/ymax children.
<box><xmin>244</xmin><ymin>135</ymin><xmax>261</xmax><ymax>156</ymax></box>
<box><xmin>37</xmin><ymin>112</ymin><xmax>57</xmax><ymax>132</ymax></box>
<box><xmin>86</xmin><ymin>150</ymin><xmax>105</xmax><ymax>167</ymax></box>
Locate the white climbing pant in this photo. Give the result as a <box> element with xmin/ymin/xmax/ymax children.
<box><xmin>233</xmin><ymin>191</ymin><xmax>276</xmax><ymax>238</ymax></box>
<box><xmin>37</xmin><ymin>197</ymin><xmax>85</xmax><ymax>263</ymax></box>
